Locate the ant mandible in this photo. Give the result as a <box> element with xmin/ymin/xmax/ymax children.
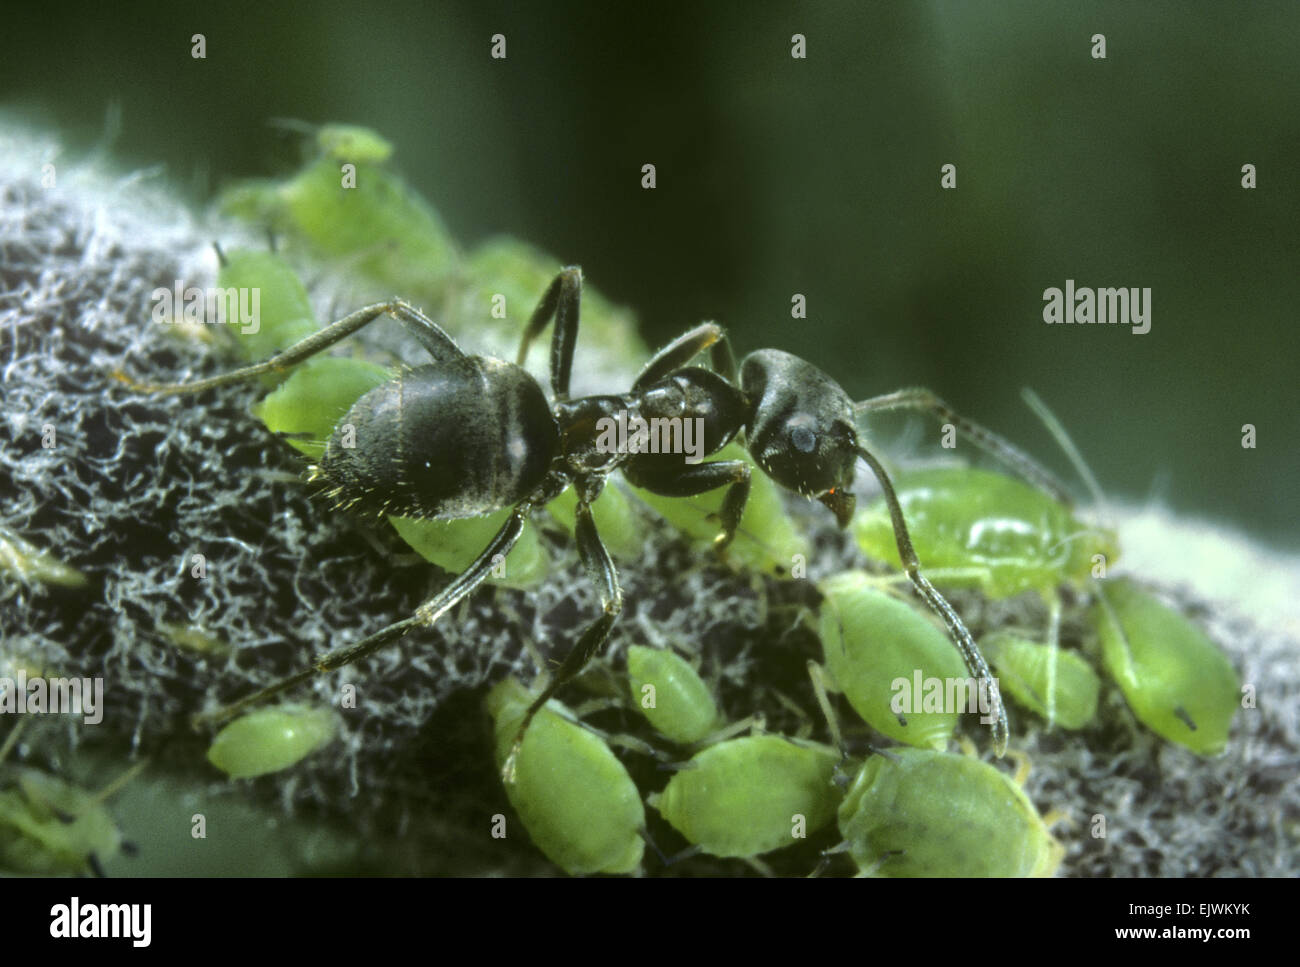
<box><xmin>118</xmin><ymin>267</ymin><xmax>1073</xmax><ymax>779</ymax></box>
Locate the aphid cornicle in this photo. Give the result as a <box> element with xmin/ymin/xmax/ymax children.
<box><xmin>116</xmin><ymin>265</ymin><xmax>1065</xmax><ymax>774</ymax></box>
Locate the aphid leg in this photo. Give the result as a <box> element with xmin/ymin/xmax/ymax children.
<box><xmin>515</xmin><ymin>266</ymin><xmax>583</xmax><ymax>400</ymax></box>
<box><xmin>638</xmin><ymin>826</ymin><xmax>671</xmax><ymax>868</ymax></box>
<box><xmin>114</xmin><ymin>300</ymin><xmax>462</xmax><ymax>394</ymax></box>
<box><xmin>1044</xmin><ymin>594</ymin><xmax>1062</xmax><ymax>728</ymax></box>
<box><xmin>810</xmin><ymin>840</ymin><xmax>852</xmax><ymax>878</ymax></box>
<box><xmin>855</xmin><ymin>445</ymin><xmax>1009</xmax><ymax>756</ymax></box>
<box><xmin>806</xmin><ymin>660</ymin><xmax>855</xmax><ymax>787</ymax></box>
<box><xmin>855</xmin><ymin>387</ymin><xmax>1073</xmax><ymax>505</ymax></box>
<box><xmin>633</xmin><ymin>322</ymin><xmax>728</xmax><ymax>389</ymax></box>
<box><xmin>661</xmin><ymin>843</ymin><xmax>705</xmax><ymax>867</ymax></box>
<box><xmin>503</xmin><ymin>491</ymin><xmax>623</xmax><ymax>783</ymax></box>
<box><xmin>192</xmin><ymin>504</ymin><xmax>532</xmax><ymax>730</ymax></box>
<box><xmin>1006</xmin><ymin>749</ymin><xmax>1032</xmax><ymax>786</ymax></box>
<box><xmin>0</xmin><ymin>717</ymin><xmax>28</xmax><ymax>766</ymax></box>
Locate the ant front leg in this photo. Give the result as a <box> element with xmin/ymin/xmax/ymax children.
<box><xmin>854</xmin><ymin>443</ymin><xmax>1009</xmax><ymax>756</ymax></box>
<box><xmin>503</xmin><ymin>481</ymin><xmax>623</xmax><ymax>783</ymax></box>
<box><xmin>114</xmin><ymin>300</ymin><xmax>463</xmax><ymax>394</ymax></box>
<box><xmin>855</xmin><ymin>387</ymin><xmax>1072</xmax><ymax>505</ymax></box>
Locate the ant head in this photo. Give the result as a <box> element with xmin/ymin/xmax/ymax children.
<box><xmin>740</xmin><ymin>349</ymin><xmax>860</xmax><ymax>525</ymax></box>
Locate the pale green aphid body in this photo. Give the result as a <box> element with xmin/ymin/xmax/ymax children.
<box><xmin>0</xmin><ymin>525</ymin><xmax>88</xmax><ymax>589</ymax></box>
<box><xmin>486</xmin><ymin>678</ymin><xmax>645</xmax><ymax>875</ymax></box>
<box><xmin>315</xmin><ymin>123</ymin><xmax>394</xmax><ymax>163</ymax></box>
<box><xmin>206</xmin><ymin>705</ymin><xmax>337</xmax><ymax>779</ymax></box>
<box><xmin>0</xmin><ymin>768</ymin><xmax>124</xmax><ymax>875</ymax></box>
<box><xmin>217</xmin><ymin>249</ymin><xmax>320</xmax><ymax>368</ymax></box>
<box><xmin>626</xmin><ymin>645</ymin><xmax>721</xmax><ymax>745</ymax></box>
<box><xmin>818</xmin><ymin>572</ymin><xmax>970</xmax><ymax>750</ymax></box>
<box><xmin>853</xmin><ymin>467</ymin><xmax>1117</xmax><ymax>598</ymax></box>
<box><xmin>838</xmin><ymin>747</ymin><xmax>1063</xmax><ymax>877</ymax></box>
<box><xmin>650</xmin><ymin>734</ymin><xmax>841</xmax><ymax>858</ymax></box>
<box><xmin>981</xmin><ymin>632</ymin><xmax>1101</xmax><ymax>730</ymax></box>
<box><xmin>1090</xmin><ymin>579</ymin><xmax>1239</xmax><ymax>755</ymax></box>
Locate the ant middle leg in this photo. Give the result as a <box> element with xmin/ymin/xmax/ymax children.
<box><xmin>623</xmin><ymin>459</ymin><xmax>752</xmax><ymax>549</ymax></box>
<box><xmin>503</xmin><ymin>487</ymin><xmax>623</xmax><ymax>782</ymax></box>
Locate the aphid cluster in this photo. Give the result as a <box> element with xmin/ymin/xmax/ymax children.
<box><xmin>119</xmin><ymin>243</ymin><xmax>1059</xmax><ymax>779</ymax></box>
<box><xmin>0</xmin><ymin>720</ymin><xmax>139</xmax><ymax>876</ymax></box>
<box><xmin>103</xmin><ymin>123</ymin><xmax>1242</xmax><ymax>876</ymax></box>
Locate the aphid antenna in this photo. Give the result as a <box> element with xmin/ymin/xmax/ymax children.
<box><xmin>83</xmin><ymin>756</ymin><xmax>152</xmax><ymax>810</ymax></box>
<box><xmin>1046</xmin><ymin>524</ymin><xmax>1117</xmax><ymax>557</ymax></box>
<box><xmin>0</xmin><ymin>717</ymin><xmax>29</xmax><ymax>766</ymax></box>
<box><xmin>1021</xmin><ymin>387</ymin><xmax>1113</xmax><ymax>524</ymax></box>
<box><xmin>266</xmin><ymin>116</ymin><xmax>319</xmax><ymax>137</ymax></box>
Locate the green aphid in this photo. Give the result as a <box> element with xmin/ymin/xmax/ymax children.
<box><xmin>389</xmin><ymin>511</ymin><xmax>548</xmax><ymax>590</ymax></box>
<box><xmin>216</xmin><ymin>179</ymin><xmax>289</xmax><ymax>230</ymax></box>
<box><xmin>649</xmin><ymin>734</ymin><xmax>841</xmax><ymax>858</ymax></box>
<box><xmin>626</xmin><ymin>645</ymin><xmax>721</xmax><ymax>745</ymax></box>
<box><xmin>315</xmin><ymin>124</ymin><xmax>394</xmax><ymax>163</ymax></box>
<box><xmin>629</xmin><ymin>442</ymin><xmax>810</xmax><ymax>576</ymax></box>
<box><xmin>279</xmin><ymin>156</ymin><xmax>461</xmax><ymax>305</ymax></box>
<box><xmin>216</xmin><ymin>249</ymin><xmax>321</xmax><ymax>368</ymax></box>
<box><xmin>157</xmin><ymin>621</ymin><xmax>231</xmax><ymax>658</ymax></box>
<box><xmin>0</xmin><ymin>525</ymin><xmax>88</xmax><ymax>589</ymax></box>
<box><xmin>460</xmin><ymin>238</ymin><xmax>648</xmax><ymax>359</ymax></box>
<box><xmin>818</xmin><ymin>572</ymin><xmax>971</xmax><ymax>750</ymax></box>
<box><xmin>854</xmin><ymin>467</ymin><xmax>1117</xmax><ymax>599</ymax></box>
<box><xmin>486</xmin><ymin>678</ymin><xmax>645</xmax><ymax>875</ymax></box>
<box><xmin>838</xmin><ymin>747</ymin><xmax>1063</xmax><ymax>877</ymax></box>
<box><xmin>206</xmin><ymin>705</ymin><xmax>337</xmax><ymax>779</ymax></box>
<box><xmin>219</xmin><ymin>129</ymin><xmax>459</xmax><ymax>306</ymax></box>
<box><xmin>981</xmin><ymin>632</ymin><xmax>1100</xmax><ymax>730</ymax></box>
<box><xmin>546</xmin><ymin>484</ymin><xmax>643</xmax><ymax>561</ymax></box>
<box><xmin>0</xmin><ymin>768</ymin><xmax>126</xmax><ymax>875</ymax></box>
<box><xmin>254</xmin><ymin>355</ymin><xmax>391</xmax><ymax>459</ymax></box>
<box><xmin>1090</xmin><ymin>579</ymin><xmax>1239</xmax><ymax>755</ymax></box>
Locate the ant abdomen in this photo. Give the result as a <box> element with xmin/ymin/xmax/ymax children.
<box><xmin>316</xmin><ymin>356</ymin><xmax>559</xmax><ymax>520</ymax></box>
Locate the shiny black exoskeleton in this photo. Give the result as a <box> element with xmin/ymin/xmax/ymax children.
<box><xmin>123</xmin><ymin>267</ymin><xmax>1081</xmax><ymax>770</ymax></box>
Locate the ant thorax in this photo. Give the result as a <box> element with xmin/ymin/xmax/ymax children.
<box><xmin>554</xmin><ymin>395</ymin><xmax>640</xmax><ymax>474</ymax></box>
<box><xmin>556</xmin><ymin>385</ymin><xmax>716</xmax><ymax>475</ymax></box>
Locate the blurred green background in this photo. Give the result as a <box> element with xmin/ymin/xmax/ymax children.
<box><xmin>4</xmin><ymin>0</ymin><xmax>1297</xmax><ymax>548</ymax></box>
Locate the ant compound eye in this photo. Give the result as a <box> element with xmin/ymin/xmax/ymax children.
<box><xmin>790</xmin><ymin>424</ymin><xmax>817</xmax><ymax>453</ymax></box>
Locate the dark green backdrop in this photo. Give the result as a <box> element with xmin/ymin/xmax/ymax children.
<box><xmin>5</xmin><ymin>0</ymin><xmax>1297</xmax><ymax>547</ymax></box>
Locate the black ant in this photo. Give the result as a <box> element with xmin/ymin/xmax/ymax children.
<box><xmin>116</xmin><ymin>268</ymin><xmax>1071</xmax><ymax>778</ymax></box>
